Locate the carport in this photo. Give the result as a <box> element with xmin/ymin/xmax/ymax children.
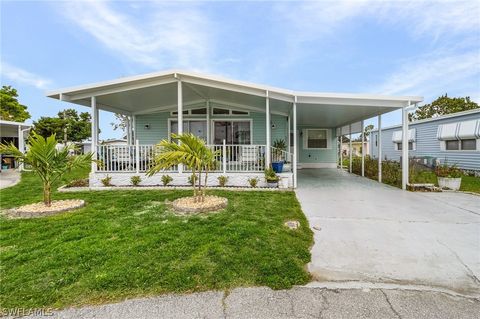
<box><xmin>296</xmin><ymin>168</ymin><xmax>480</xmax><ymax>295</ymax></box>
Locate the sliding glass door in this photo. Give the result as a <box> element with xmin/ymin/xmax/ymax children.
<box><xmin>213</xmin><ymin>121</ymin><xmax>251</xmax><ymax>144</ymax></box>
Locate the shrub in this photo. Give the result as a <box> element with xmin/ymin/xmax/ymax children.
<box><xmin>188</xmin><ymin>174</ymin><xmax>198</xmax><ymax>186</ymax></box>
<box><xmin>264</xmin><ymin>167</ymin><xmax>279</xmax><ymax>183</ymax></box>
<box><xmin>101</xmin><ymin>175</ymin><xmax>112</xmax><ymax>187</ymax></box>
<box><xmin>248</xmin><ymin>177</ymin><xmax>259</xmax><ymax>188</ymax></box>
<box><xmin>130</xmin><ymin>175</ymin><xmax>141</xmax><ymax>186</ymax></box>
<box><xmin>161</xmin><ymin>175</ymin><xmax>173</xmax><ymax>186</ymax></box>
<box><xmin>217</xmin><ymin>175</ymin><xmax>228</xmax><ymax>187</ymax></box>
<box><xmin>67</xmin><ymin>178</ymin><xmax>89</xmax><ymax>188</ymax></box>
<box><xmin>435</xmin><ymin>164</ymin><xmax>463</xmax><ymax>178</ymax></box>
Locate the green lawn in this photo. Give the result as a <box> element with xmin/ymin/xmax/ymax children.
<box><xmin>460</xmin><ymin>175</ymin><xmax>480</xmax><ymax>194</ymax></box>
<box><xmin>0</xmin><ymin>169</ymin><xmax>313</xmax><ymax>309</ymax></box>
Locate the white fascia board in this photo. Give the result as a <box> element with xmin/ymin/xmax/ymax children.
<box><xmin>0</xmin><ymin>120</ymin><xmax>32</xmax><ymax>128</ymax></box>
<box><xmin>46</xmin><ymin>69</ymin><xmax>180</xmax><ymax>98</ymax></box>
<box><xmin>57</xmin><ymin>76</ymin><xmax>177</xmax><ymax>101</ymax></box>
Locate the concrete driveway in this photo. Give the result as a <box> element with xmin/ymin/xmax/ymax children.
<box><xmin>295</xmin><ymin>169</ymin><xmax>480</xmax><ymax>296</ymax></box>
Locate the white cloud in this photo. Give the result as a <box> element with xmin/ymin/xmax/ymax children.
<box><xmin>1</xmin><ymin>62</ymin><xmax>52</xmax><ymax>89</ymax></box>
<box><xmin>59</xmin><ymin>1</ymin><xmax>214</xmax><ymax>70</ymax></box>
<box><xmin>371</xmin><ymin>50</ymin><xmax>480</xmax><ymax>97</ymax></box>
<box><xmin>276</xmin><ymin>0</ymin><xmax>480</xmax><ymax>44</ymax></box>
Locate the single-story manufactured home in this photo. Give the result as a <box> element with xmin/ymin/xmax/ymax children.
<box><xmin>369</xmin><ymin>109</ymin><xmax>480</xmax><ymax>174</ymax></box>
<box><xmin>47</xmin><ymin>70</ymin><xmax>422</xmax><ymax>189</ymax></box>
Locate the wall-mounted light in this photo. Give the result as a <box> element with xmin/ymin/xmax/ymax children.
<box><xmin>144</xmin><ymin>124</ymin><xmax>150</xmax><ymax>130</ymax></box>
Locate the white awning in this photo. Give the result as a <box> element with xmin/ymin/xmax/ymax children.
<box><xmin>392</xmin><ymin>129</ymin><xmax>416</xmax><ymax>143</ymax></box>
<box><xmin>437</xmin><ymin>120</ymin><xmax>480</xmax><ymax>140</ymax></box>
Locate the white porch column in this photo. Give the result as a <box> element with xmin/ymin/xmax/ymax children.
<box><xmin>126</xmin><ymin>117</ymin><xmax>131</xmax><ymax>145</ymax></box>
<box><xmin>401</xmin><ymin>104</ymin><xmax>410</xmax><ymax>190</ymax></box>
<box><xmin>378</xmin><ymin>114</ymin><xmax>382</xmax><ymax>183</ymax></box>
<box><xmin>177</xmin><ymin>80</ymin><xmax>183</xmax><ymax>173</ymax></box>
<box><xmin>361</xmin><ymin>120</ymin><xmax>365</xmax><ymax>177</ymax></box>
<box><xmin>132</xmin><ymin>115</ymin><xmax>137</xmax><ymax>141</ymax></box>
<box><xmin>17</xmin><ymin>125</ymin><xmax>24</xmax><ymax>171</ymax></box>
<box><xmin>91</xmin><ymin>96</ymin><xmax>98</xmax><ymax>172</ymax></box>
<box><xmin>206</xmin><ymin>100</ymin><xmax>210</xmax><ymax>144</ymax></box>
<box><xmin>349</xmin><ymin>124</ymin><xmax>352</xmax><ymax>173</ymax></box>
<box><xmin>293</xmin><ymin>97</ymin><xmax>298</xmax><ymax>188</ymax></box>
<box><xmin>265</xmin><ymin>91</ymin><xmax>271</xmax><ymax>168</ymax></box>
<box><xmin>287</xmin><ymin>115</ymin><xmax>291</xmax><ymax>153</ymax></box>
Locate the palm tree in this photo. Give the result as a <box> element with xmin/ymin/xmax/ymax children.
<box><xmin>0</xmin><ymin>132</ymin><xmax>93</xmax><ymax>206</ymax></box>
<box><xmin>147</xmin><ymin>133</ymin><xmax>220</xmax><ymax>202</ymax></box>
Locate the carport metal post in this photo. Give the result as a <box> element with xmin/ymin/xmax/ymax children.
<box><xmin>349</xmin><ymin>124</ymin><xmax>352</xmax><ymax>173</ymax></box>
<box><xmin>293</xmin><ymin>97</ymin><xmax>297</xmax><ymax>188</ymax></box>
<box><xmin>361</xmin><ymin>120</ymin><xmax>365</xmax><ymax>177</ymax></box>
<box><xmin>265</xmin><ymin>91</ymin><xmax>271</xmax><ymax>168</ymax></box>
<box><xmin>91</xmin><ymin>96</ymin><xmax>98</xmax><ymax>172</ymax></box>
<box><xmin>177</xmin><ymin>78</ymin><xmax>183</xmax><ymax>174</ymax></box>
<box><xmin>17</xmin><ymin>125</ymin><xmax>24</xmax><ymax>171</ymax></box>
<box><xmin>339</xmin><ymin>135</ymin><xmax>343</xmax><ymax>170</ymax></box>
<box><xmin>378</xmin><ymin>114</ymin><xmax>382</xmax><ymax>183</ymax></box>
<box><xmin>401</xmin><ymin>103</ymin><xmax>410</xmax><ymax>190</ymax></box>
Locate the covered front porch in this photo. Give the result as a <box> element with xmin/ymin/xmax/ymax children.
<box><xmin>47</xmin><ymin>70</ymin><xmax>422</xmax><ymax>188</ymax></box>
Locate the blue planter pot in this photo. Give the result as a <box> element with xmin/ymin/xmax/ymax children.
<box><xmin>271</xmin><ymin>161</ymin><xmax>284</xmax><ymax>173</ymax></box>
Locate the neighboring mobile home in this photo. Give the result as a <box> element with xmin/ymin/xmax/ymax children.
<box><xmin>47</xmin><ymin>70</ymin><xmax>422</xmax><ymax>189</ymax></box>
<box><xmin>369</xmin><ymin>109</ymin><xmax>480</xmax><ymax>174</ymax></box>
<box><xmin>0</xmin><ymin>120</ymin><xmax>31</xmax><ymax>171</ymax></box>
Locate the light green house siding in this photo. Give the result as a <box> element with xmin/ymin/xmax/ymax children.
<box><xmin>297</xmin><ymin>127</ymin><xmax>337</xmax><ymax>164</ymax></box>
<box><xmin>135</xmin><ymin>112</ymin><xmax>170</xmax><ymax>144</ymax></box>
<box><xmin>135</xmin><ymin>109</ymin><xmax>289</xmax><ymax>146</ymax></box>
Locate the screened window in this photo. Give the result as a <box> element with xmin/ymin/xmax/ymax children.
<box><xmin>461</xmin><ymin>139</ymin><xmax>476</xmax><ymax>150</ymax></box>
<box><xmin>306</xmin><ymin>129</ymin><xmax>327</xmax><ymax>149</ymax></box>
<box><xmin>445</xmin><ymin>140</ymin><xmax>460</xmax><ymax>150</ymax></box>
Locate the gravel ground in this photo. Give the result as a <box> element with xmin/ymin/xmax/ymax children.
<box><xmin>10</xmin><ymin>286</ymin><xmax>479</xmax><ymax>319</ymax></box>
<box><xmin>4</xmin><ymin>200</ymin><xmax>85</xmax><ymax>218</ymax></box>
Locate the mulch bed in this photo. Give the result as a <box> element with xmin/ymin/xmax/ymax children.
<box><xmin>171</xmin><ymin>195</ymin><xmax>228</xmax><ymax>214</ymax></box>
<box><xmin>4</xmin><ymin>200</ymin><xmax>85</xmax><ymax>219</ymax></box>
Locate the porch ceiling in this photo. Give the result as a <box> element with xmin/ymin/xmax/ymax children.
<box><xmin>47</xmin><ymin>69</ymin><xmax>422</xmax><ymax>124</ymax></box>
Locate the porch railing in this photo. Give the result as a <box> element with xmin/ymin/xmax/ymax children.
<box><xmin>95</xmin><ymin>143</ymin><xmax>293</xmax><ymax>173</ymax></box>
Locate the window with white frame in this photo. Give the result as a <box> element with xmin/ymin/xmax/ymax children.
<box><xmin>170</xmin><ymin>120</ymin><xmax>207</xmax><ymax>141</ymax></box>
<box><xmin>437</xmin><ymin>120</ymin><xmax>479</xmax><ymax>151</ymax></box>
<box><xmin>392</xmin><ymin>129</ymin><xmax>416</xmax><ymax>151</ymax></box>
<box><xmin>212</xmin><ymin>107</ymin><xmax>249</xmax><ymax>116</ymax></box>
<box><xmin>304</xmin><ymin>129</ymin><xmax>329</xmax><ymax>149</ymax></box>
<box><xmin>396</xmin><ymin>142</ymin><xmax>414</xmax><ymax>151</ymax></box>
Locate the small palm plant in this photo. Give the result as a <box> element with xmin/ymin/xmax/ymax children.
<box><xmin>0</xmin><ymin>132</ymin><xmax>93</xmax><ymax>206</ymax></box>
<box><xmin>147</xmin><ymin>133</ymin><xmax>220</xmax><ymax>202</ymax></box>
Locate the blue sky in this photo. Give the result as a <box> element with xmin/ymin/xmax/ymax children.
<box><xmin>1</xmin><ymin>0</ymin><xmax>479</xmax><ymax>139</ymax></box>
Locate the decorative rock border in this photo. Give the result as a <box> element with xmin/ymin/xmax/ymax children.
<box><xmin>4</xmin><ymin>200</ymin><xmax>85</xmax><ymax>219</ymax></box>
<box><xmin>171</xmin><ymin>195</ymin><xmax>228</xmax><ymax>213</ymax></box>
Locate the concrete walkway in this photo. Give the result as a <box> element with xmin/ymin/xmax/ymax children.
<box><xmin>14</xmin><ymin>286</ymin><xmax>480</xmax><ymax>319</ymax></box>
<box><xmin>296</xmin><ymin>169</ymin><xmax>480</xmax><ymax>296</ymax></box>
<box><xmin>0</xmin><ymin>169</ymin><xmax>20</xmax><ymax>189</ymax></box>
